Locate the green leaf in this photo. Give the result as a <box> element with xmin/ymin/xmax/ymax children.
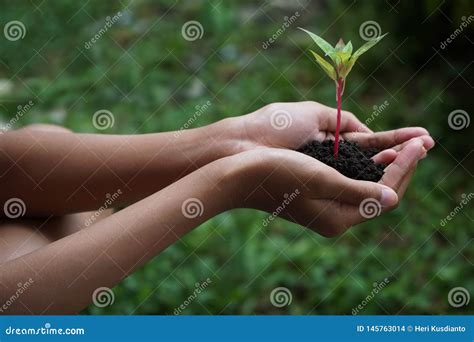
<box><xmin>339</xmin><ymin>60</ymin><xmax>355</xmax><ymax>78</ymax></box>
<box><xmin>351</xmin><ymin>33</ymin><xmax>387</xmax><ymax>62</ymax></box>
<box><xmin>299</xmin><ymin>27</ymin><xmax>336</xmax><ymax>62</ymax></box>
<box><xmin>310</xmin><ymin>50</ymin><xmax>336</xmax><ymax>80</ymax></box>
<box><xmin>342</xmin><ymin>41</ymin><xmax>352</xmax><ymax>55</ymax></box>
<box><xmin>335</xmin><ymin>38</ymin><xmax>345</xmax><ymax>51</ymax></box>
<box><xmin>335</xmin><ymin>51</ymin><xmax>351</xmax><ymax>65</ymax></box>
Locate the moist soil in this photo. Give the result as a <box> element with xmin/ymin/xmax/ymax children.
<box><xmin>297</xmin><ymin>140</ymin><xmax>385</xmax><ymax>182</ymax></box>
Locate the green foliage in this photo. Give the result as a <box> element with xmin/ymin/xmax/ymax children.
<box><xmin>298</xmin><ymin>28</ymin><xmax>336</xmax><ymax>61</ymax></box>
<box><xmin>351</xmin><ymin>34</ymin><xmax>387</xmax><ymax>61</ymax></box>
<box><xmin>309</xmin><ymin>50</ymin><xmax>336</xmax><ymax>80</ymax></box>
<box><xmin>300</xmin><ymin>28</ymin><xmax>387</xmax><ymax>81</ymax></box>
<box><xmin>0</xmin><ymin>0</ymin><xmax>471</xmax><ymax>315</ymax></box>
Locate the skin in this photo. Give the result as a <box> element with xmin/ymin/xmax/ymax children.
<box><xmin>0</xmin><ymin>101</ymin><xmax>434</xmax><ymax>314</ymax></box>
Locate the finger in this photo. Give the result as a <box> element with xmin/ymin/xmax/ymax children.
<box><xmin>391</xmin><ymin>135</ymin><xmax>435</xmax><ymax>152</ymax></box>
<box><xmin>320</xmin><ymin>106</ymin><xmax>372</xmax><ymax>133</ymax></box>
<box><xmin>388</xmin><ymin>145</ymin><xmax>425</xmax><ymax>199</ymax></box>
<box><xmin>342</xmin><ymin>127</ymin><xmax>430</xmax><ymax>149</ymax></box>
<box><xmin>326</xmin><ymin>132</ymin><xmax>335</xmax><ymax>141</ymax></box>
<box><xmin>379</xmin><ymin>138</ymin><xmax>425</xmax><ymax>195</ymax></box>
<box><xmin>372</xmin><ymin>149</ymin><xmax>398</xmax><ymax>164</ymax></box>
<box><xmin>374</xmin><ymin>138</ymin><xmax>428</xmax><ymax>161</ymax></box>
<box><xmin>395</xmin><ymin>166</ymin><xmax>416</xmax><ymax>199</ymax></box>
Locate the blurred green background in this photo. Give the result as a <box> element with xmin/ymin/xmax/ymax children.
<box><xmin>0</xmin><ymin>0</ymin><xmax>472</xmax><ymax>314</ymax></box>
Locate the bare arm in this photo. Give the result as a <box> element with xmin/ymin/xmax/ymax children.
<box><xmin>0</xmin><ymin>140</ymin><xmax>426</xmax><ymax>314</ymax></box>
<box><xmin>0</xmin><ymin>118</ymin><xmax>242</xmax><ymax>216</ymax></box>
<box><xmin>0</xmin><ymin>156</ymin><xmax>237</xmax><ymax>314</ymax></box>
<box><xmin>0</xmin><ymin>101</ymin><xmax>433</xmax><ymax>217</ymax></box>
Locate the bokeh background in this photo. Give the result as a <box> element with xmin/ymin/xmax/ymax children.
<box><xmin>0</xmin><ymin>0</ymin><xmax>472</xmax><ymax>314</ymax></box>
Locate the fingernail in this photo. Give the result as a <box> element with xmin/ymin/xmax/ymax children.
<box><xmin>424</xmin><ymin>136</ymin><xmax>435</xmax><ymax>150</ymax></box>
<box><xmin>414</xmin><ymin>138</ymin><xmax>424</xmax><ymax>146</ymax></box>
<box><xmin>420</xmin><ymin>147</ymin><xmax>427</xmax><ymax>159</ymax></box>
<box><xmin>380</xmin><ymin>187</ymin><xmax>398</xmax><ymax>207</ymax></box>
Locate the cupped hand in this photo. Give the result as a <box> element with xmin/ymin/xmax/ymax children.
<box><xmin>230</xmin><ymin>137</ymin><xmax>426</xmax><ymax>237</ymax></box>
<box><xmin>237</xmin><ymin>101</ymin><xmax>434</xmax><ymax>154</ymax></box>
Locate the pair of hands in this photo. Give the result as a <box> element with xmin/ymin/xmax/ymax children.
<box><xmin>215</xmin><ymin>101</ymin><xmax>434</xmax><ymax>237</ymax></box>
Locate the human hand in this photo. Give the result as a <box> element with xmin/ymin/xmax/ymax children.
<box><xmin>225</xmin><ymin>137</ymin><xmax>427</xmax><ymax>237</ymax></box>
<box><xmin>233</xmin><ymin>101</ymin><xmax>434</xmax><ymax>154</ymax></box>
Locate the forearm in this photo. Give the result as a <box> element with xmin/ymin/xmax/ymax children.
<box><xmin>0</xmin><ymin>118</ymin><xmax>244</xmax><ymax>215</ymax></box>
<box><xmin>0</xmin><ymin>157</ymin><xmax>238</xmax><ymax>314</ymax></box>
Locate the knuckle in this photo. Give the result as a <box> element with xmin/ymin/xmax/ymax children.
<box><xmin>305</xmin><ymin>100</ymin><xmax>320</xmax><ymax>107</ymax></box>
<box><xmin>263</xmin><ymin>102</ymin><xmax>283</xmax><ymax>113</ymax></box>
<box><xmin>367</xmin><ymin>134</ymin><xmax>378</xmax><ymax>147</ymax></box>
<box><xmin>342</xmin><ymin>110</ymin><xmax>355</xmax><ymax>117</ymax></box>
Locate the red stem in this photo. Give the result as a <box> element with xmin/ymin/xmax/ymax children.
<box><xmin>334</xmin><ymin>77</ymin><xmax>343</xmax><ymax>159</ymax></box>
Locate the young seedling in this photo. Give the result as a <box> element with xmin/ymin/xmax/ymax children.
<box><xmin>299</xmin><ymin>27</ymin><xmax>387</xmax><ymax>159</ymax></box>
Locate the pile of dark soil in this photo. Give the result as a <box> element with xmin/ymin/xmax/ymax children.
<box><xmin>298</xmin><ymin>140</ymin><xmax>385</xmax><ymax>182</ymax></box>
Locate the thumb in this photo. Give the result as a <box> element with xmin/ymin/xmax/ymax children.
<box><xmin>317</xmin><ymin>172</ymin><xmax>399</xmax><ymax>208</ymax></box>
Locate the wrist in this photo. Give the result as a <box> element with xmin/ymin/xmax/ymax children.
<box><xmin>168</xmin><ymin>119</ymin><xmax>239</xmax><ymax>169</ymax></box>
<box><xmin>209</xmin><ymin>116</ymin><xmax>259</xmax><ymax>156</ymax></box>
<box><xmin>209</xmin><ymin>150</ymin><xmax>270</xmax><ymax>210</ymax></box>
<box><xmin>193</xmin><ymin>152</ymin><xmax>252</xmax><ymax>210</ymax></box>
